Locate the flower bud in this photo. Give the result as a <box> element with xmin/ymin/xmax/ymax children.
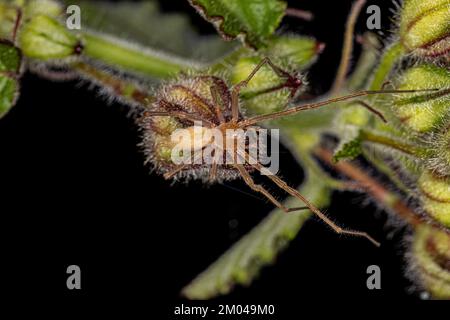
<box><xmin>431</xmin><ymin>126</ymin><xmax>450</xmax><ymax>176</ymax></box>
<box><xmin>418</xmin><ymin>170</ymin><xmax>450</xmax><ymax>227</ymax></box>
<box><xmin>0</xmin><ymin>3</ymin><xmax>18</xmax><ymax>40</ymax></box>
<box><xmin>393</xmin><ymin>64</ymin><xmax>450</xmax><ymax>133</ymax></box>
<box><xmin>399</xmin><ymin>0</ymin><xmax>450</xmax><ymax>57</ymax></box>
<box><xmin>24</xmin><ymin>0</ymin><xmax>63</xmax><ymax>18</ymax></box>
<box><xmin>411</xmin><ymin>225</ymin><xmax>450</xmax><ymax>299</ymax></box>
<box><xmin>231</xmin><ymin>56</ymin><xmax>292</xmax><ymax>115</ymax></box>
<box><xmin>230</xmin><ymin>37</ymin><xmax>321</xmax><ymax>116</ymax></box>
<box><xmin>266</xmin><ymin>36</ymin><xmax>323</xmax><ymax>69</ymax></box>
<box><xmin>18</xmin><ymin>15</ymin><xmax>80</xmax><ymax>60</ymax></box>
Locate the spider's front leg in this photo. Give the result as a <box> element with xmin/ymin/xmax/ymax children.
<box><xmin>230</xmin><ymin>57</ymin><xmax>302</xmax><ymax>122</ymax></box>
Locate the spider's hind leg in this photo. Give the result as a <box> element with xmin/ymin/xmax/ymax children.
<box><xmin>239</xmin><ymin>150</ymin><xmax>380</xmax><ymax>247</ymax></box>
<box><xmin>235</xmin><ymin>164</ymin><xmax>308</xmax><ymax>213</ymax></box>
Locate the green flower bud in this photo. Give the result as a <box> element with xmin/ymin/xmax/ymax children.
<box><xmin>339</xmin><ymin>102</ymin><xmax>372</xmax><ymax>127</ymax></box>
<box><xmin>24</xmin><ymin>0</ymin><xmax>63</xmax><ymax>18</ymax></box>
<box><xmin>229</xmin><ymin>36</ymin><xmax>322</xmax><ymax>116</ymax></box>
<box><xmin>411</xmin><ymin>225</ymin><xmax>450</xmax><ymax>299</ymax></box>
<box><xmin>418</xmin><ymin>170</ymin><xmax>450</xmax><ymax>227</ymax></box>
<box><xmin>431</xmin><ymin>126</ymin><xmax>450</xmax><ymax>175</ymax></box>
<box><xmin>0</xmin><ymin>3</ymin><xmax>18</xmax><ymax>40</ymax></box>
<box><xmin>231</xmin><ymin>56</ymin><xmax>293</xmax><ymax>114</ymax></box>
<box><xmin>0</xmin><ymin>41</ymin><xmax>21</xmax><ymax>118</ymax></box>
<box><xmin>393</xmin><ymin>64</ymin><xmax>450</xmax><ymax>133</ymax></box>
<box><xmin>18</xmin><ymin>15</ymin><xmax>80</xmax><ymax>60</ymax></box>
<box><xmin>399</xmin><ymin>0</ymin><xmax>450</xmax><ymax>57</ymax></box>
<box><xmin>265</xmin><ymin>36</ymin><xmax>323</xmax><ymax>69</ymax></box>
<box><xmin>208</xmin><ymin>36</ymin><xmax>322</xmax><ymax>116</ymax></box>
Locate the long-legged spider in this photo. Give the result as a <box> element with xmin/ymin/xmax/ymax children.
<box><xmin>141</xmin><ymin>57</ymin><xmax>435</xmax><ymax>247</ymax></box>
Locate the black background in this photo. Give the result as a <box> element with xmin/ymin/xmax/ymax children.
<box><xmin>0</xmin><ymin>0</ymin><xmax>433</xmax><ymax>315</ymax></box>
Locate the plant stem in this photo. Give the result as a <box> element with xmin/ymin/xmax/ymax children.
<box><xmin>74</xmin><ymin>62</ymin><xmax>155</xmax><ymax>107</ymax></box>
<box><xmin>368</xmin><ymin>42</ymin><xmax>404</xmax><ymax>90</ymax></box>
<box><xmin>81</xmin><ymin>32</ymin><xmax>196</xmax><ymax>78</ymax></box>
<box><xmin>347</xmin><ymin>33</ymin><xmax>380</xmax><ymax>90</ymax></box>
<box><xmin>314</xmin><ymin>147</ymin><xmax>422</xmax><ymax>227</ymax></box>
<box><xmin>361</xmin><ymin>129</ymin><xmax>428</xmax><ymax>157</ymax></box>
<box><xmin>330</xmin><ymin>0</ymin><xmax>366</xmax><ymax>95</ymax></box>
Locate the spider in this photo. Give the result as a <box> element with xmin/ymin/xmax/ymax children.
<box><xmin>140</xmin><ymin>57</ymin><xmax>433</xmax><ymax>247</ymax></box>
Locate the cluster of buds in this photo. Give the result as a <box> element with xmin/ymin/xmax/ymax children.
<box><xmin>399</xmin><ymin>0</ymin><xmax>449</xmax><ymax>59</ymax></box>
<box><xmin>385</xmin><ymin>0</ymin><xmax>450</xmax><ymax>299</ymax></box>
<box><xmin>409</xmin><ymin>225</ymin><xmax>450</xmax><ymax>299</ymax></box>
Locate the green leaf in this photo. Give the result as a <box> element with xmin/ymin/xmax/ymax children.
<box><xmin>0</xmin><ymin>41</ymin><xmax>21</xmax><ymax>118</ymax></box>
<box><xmin>188</xmin><ymin>0</ymin><xmax>287</xmax><ymax>48</ymax></box>
<box><xmin>0</xmin><ymin>76</ymin><xmax>18</xmax><ymax>116</ymax></box>
<box><xmin>208</xmin><ymin>36</ymin><xmax>322</xmax><ymax>115</ymax></box>
<box><xmin>333</xmin><ymin>134</ymin><xmax>363</xmax><ymax>163</ymax></box>
<box><xmin>0</xmin><ymin>40</ymin><xmax>21</xmax><ymax>73</ymax></box>
<box><xmin>182</xmin><ymin>176</ymin><xmax>330</xmax><ymax>300</ymax></box>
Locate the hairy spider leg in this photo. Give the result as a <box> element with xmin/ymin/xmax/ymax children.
<box><xmin>143</xmin><ymin>111</ymin><xmax>214</xmax><ymax>127</ymax></box>
<box><xmin>241</xmin><ymin>149</ymin><xmax>380</xmax><ymax>246</ymax></box>
<box><xmin>240</xmin><ymin>88</ymin><xmax>439</xmax><ymax>127</ymax></box>
<box><xmin>210</xmin><ymin>84</ymin><xmax>226</xmax><ymax>124</ymax></box>
<box><xmin>230</xmin><ymin>57</ymin><xmax>303</xmax><ymax>122</ymax></box>
<box><xmin>163</xmin><ymin>146</ymin><xmax>207</xmax><ymax>180</ymax></box>
<box><xmin>235</xmin><ymin>163</ymin><xmax>308</xmax><ymax>213</ymax></box>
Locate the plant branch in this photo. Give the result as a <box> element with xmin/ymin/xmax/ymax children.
<box><xmin>81</xmin><ymin>32</ymin><xmax>197</xmax><ymax>78</ymax></box>
<box><xmin>361</xmin><ymin>129</ymin><xmax>429</xmax><ymax>157</ymax></box>
<box><xmin>330</xmin><ymin>0</ymin><xmax>366</xmax><ymax>95</ymax></box>
<box><xmin>74</xmin><ymin>62</ymin><xmax>155</xmax><ymax>107</ymax></box>
<box><xmin>285</xmin><ymin>8</ymin><xmax>314</xmax><ymax>21</ymax></box>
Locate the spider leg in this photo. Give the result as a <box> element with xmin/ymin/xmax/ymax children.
<box><xmin>235</xmin><ymin>164</ymin><xmax>308</xmax><ymax>213</ymax></box>
<box><xmin>353</xmin><ymin>100</ymin><xmax>387</xmax><ymax>123</ymax></box>
<box><xmin>143</xmin><ymin>111</ymin><xmax>214</xmax><ymax>127</ymax></box>
<box><xmin>240</xmin><ymin>88</ymin><xmax>439</xmax><ymax>127</ymax></box>
<box><xmin>240</xmin><ymin>150</ymin><xmax>380</xmax><ymax>246</ymax></box>
<box><xmin>210</xmin><ymin>85</ymin><xmax>226</xmax><ymax>124</ymax></box>
<box><xmin>163</xmin><ymin>147</ymin><xmax>207</xmax><ymax>180</ymax></box>
<box><xmin>163</xmin><ymin>164</ymin><xmax>188</xmax><ymax>180</ymax></box>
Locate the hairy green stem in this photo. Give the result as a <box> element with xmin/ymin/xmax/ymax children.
<box><xmin>74</xmin><ymin>62</ymin><xmax>155</xmax><ymax>106</ymax></box>
<box><xmin>361</xmin><ymin>129</ymin><xmax>429</xmax><ymax>157</ymax></box>
<box><xmin>368</xmin><ymin>42</ymin><xmax>404</xmax><ymax>90</ymax></box>
<box><xmin>81</xmin><ymin>32</ymin><xmax>196</xmax><ymax>78</ymax></box>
